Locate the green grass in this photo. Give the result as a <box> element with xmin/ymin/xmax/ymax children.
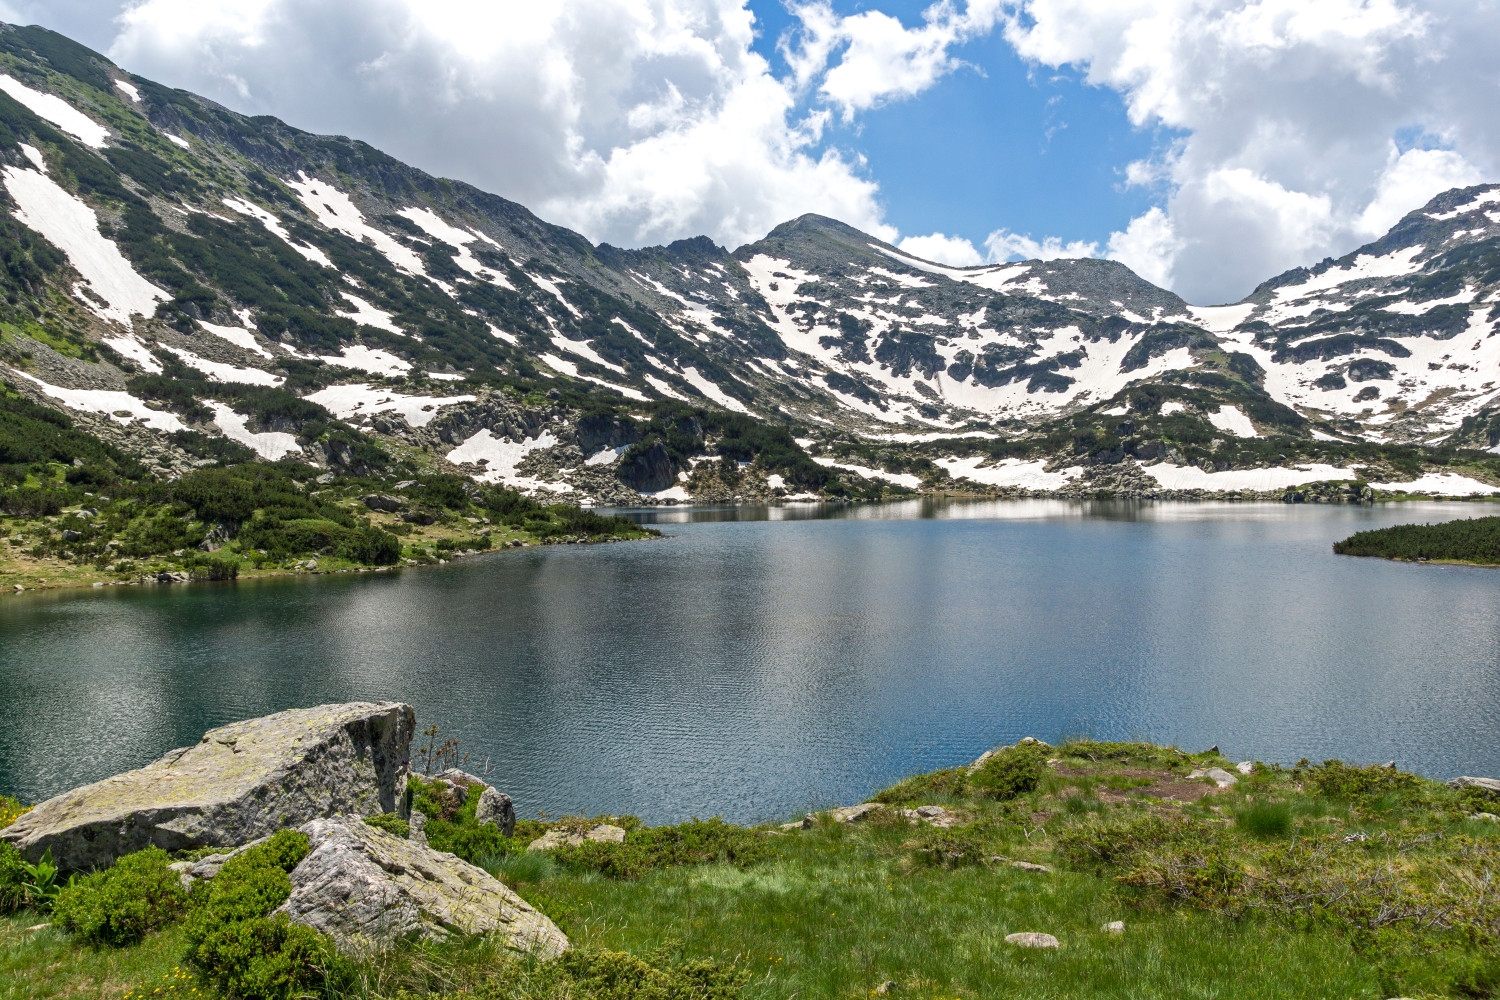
<box><xmin>2</xmin><ymin>743</ymin><xmax>1497</xmax><ymax>999</ymax></box>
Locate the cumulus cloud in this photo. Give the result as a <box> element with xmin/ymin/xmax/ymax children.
<box><xmin>984</xmin><ymin>229</ymin><xmax>1099</xmax><ymax>262</ymax></box>
<box><xmin>782</xmin><ymin>0</ymin><xmax>1004</xmax><ymax>119</ymax></box>
<box><xmin>1002</xmin><ymin>0</ymin><xmax>1500</xmax><ymax>303</ymax></box>
<box><xmin>897</xmin><ymin>232</ymin><xmax>984</xmax><ymax>266</ymax></box>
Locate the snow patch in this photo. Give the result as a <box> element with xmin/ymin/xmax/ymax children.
<box><xmin>3</xmin><ymin>154</ymin><xmax>168</xmax><ymax>325</ymax></box>
<box><xmin>306</xmin><ymin>383</ymin><xmax>474</xmax><ymax>427</ymax></box>
<box><xmin>813</xmin><ymin>457</ymin><xmax>921</xmax><ymax>489</ymax></box>
<box><xmin>199</xmin><ymin>320</ymin><xmax>271</xmax><ymax>358</ymax></box>
<box><xmin>936</xmin><ymin>456</ymin><xmax>1081</xmax><ymax>490</ymax></box>
<box><xmin>679</xmin><ymin>367</ymin><xmax>750</xmax><ymax>414</ymax></box>
<box><xmin>586</xmin><ymin>447</ymin><xmax>625</xmax><ymax>466</ymax></box>
<box><xmin>446</xmin><ymin>429</ymin><xmax>570</xmax><ymax>491</ymax></box>
<box><xmin>1368</xmin><ymin>473</ymin><xmax>1497</xmax><ymax>496</ymax></box>
<box><xmin>163</xmin><ymin>347</ymin><xmax>282</xmax><ymax>386</ymax></box>
<box><xmin>9</xmin><ymin>370</ymin><xmax>185</xmax><ymax>432</ymax></box>
<box><xmin>114</xmin><ymin>79</ymin><xmax>140</xmax><ymax>103</ymax></box>
<box><xmin>164</xmin><ymin>133</ymin><xmax>190</xmax><ymax>150</ymax></box>
<box><xmin>287</xmin><ymin>174</ymin><xmax>445</xmax><ymax>291</ymax></box>
<box><xmin>1207</xmin><ymin>405</ymin><xmax>1258</xmax><ymax>438</ymax></box>
<box><xmin>0</xmin><ymin>75</ymin><xmax>109</xmax><ymax>148</ymax></box>
<box><xmin>1143</xmin><ymin>463</ymin><xmax>1353</xmax><ymax>491</ymax></box>
<box><xmin>337</xmin><ymin>293</ymin><xmax>404</xmax><ymax>335</ymax></box>
<box><xmin>397</xmin><ymin>207</ymin><xmax>512</xmax><ymax>289</ymax></box>
<box><xmin>221</xmin><ymin>197</ymin><xmax>333</xmax><ymax>268</ymax></box>
<box><xmin>204</xmin><ymin>401</ymin><xmax>300</xmax><ymax>461</ymax></box>
<box><xmin>316</xmin><ymin>345</ymin><xmax>412</xmax><ymax>376</ymax></box>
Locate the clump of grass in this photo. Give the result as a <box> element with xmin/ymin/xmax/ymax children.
<box><xmin>969</xmin><ymin>744</ymin><xmax>1048</xmax><ymax>800</ymax></box>
<box><xmin>1232</xmin><ymin>799</ymin><xmax>1294</xmax><ymax>838</ymax></box>
<box><xmin>485</xmin><ymin>849</ymin><xmax>557</xmax><ymax>887</ymax></box>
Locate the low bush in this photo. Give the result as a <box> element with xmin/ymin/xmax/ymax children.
<box><xmin>182</xmin><ymin>830</ymin><xmax>331</xmax><ymax>1000</ymax></box>
<box><xmin>0</xmin><ymin>794</ymin><xmax>28</xmax><ymax>828</ymax></box>
<box><xmin>1232</xmin><ymin>799</ymin><xmax>1294</xmax><ymax>838</ymax></box>
<box><xmin>383</xmin><ymin>947</ymin><xmax>750</xmax><ymax>1000</ymax></box>
<box><xmin>1292</xmin><ymin>759</ymin><xmax>1422</xmax><ymax>806</ymax></box>
<box><xmin>550</xmin><ymin>819</ymin><xmax>771</xmax><ymax>880</ymax></box>
<box><xmin>52</xmin><ymin>847</ymin><xmax>187</xmax><ymax>947</ymax></box>
<box><xmin>969</xmin><ymin>743</ymin><xmax>1048</xmax><ymax>800</ymax></box>
<box><xmin>0</xmin><ymin>842</ymin><xmax>27</xmax><ymax>914</ymax></box>
<box><xmin>871</xmin><ymin>767</ymin><xmax>969</xmax><ymax>806</ymax></box>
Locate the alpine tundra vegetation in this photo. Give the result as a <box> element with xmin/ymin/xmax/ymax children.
<box><xmin>1</xmin><ymin>705</ymin><xmax>1498</xmax><ymax>1000</ymax></box>
<box><xmin>0</xmin><ymin>24</ymin><xmax>1498</xmax><ymax>593</ymax></box>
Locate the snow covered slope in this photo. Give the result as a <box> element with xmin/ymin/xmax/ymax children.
<box><xmin>0</xmin><ymin>22</ymin><xmax>1495</xmax><ymax>502</ymax></box>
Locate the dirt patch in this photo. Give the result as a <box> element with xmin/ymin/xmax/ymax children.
<box><xmin>1055</xmin><ymin>765</ymin><xmax>1224</xmax><ymax>805</ymax></box>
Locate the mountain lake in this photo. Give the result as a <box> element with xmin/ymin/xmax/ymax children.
<box><xmin>2</xmin><ymin>499</ymin><xmax>1497</xmax><ymax>824</ymax></box>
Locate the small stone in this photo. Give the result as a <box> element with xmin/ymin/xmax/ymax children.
<box><xmin>1005</xmin><ymin>932</ymin><xmax>1059</xmax><ymax>949</ymax></box>
<box><xmin>1009</xmin><ymin>861</ymin><xmax>1051</xmax><ymax>873</ymax></box>
<box><xmin>778</xmin><ymin>821</ymin><xmax>803</xmax><ymax>831</ymax></box>
<box><xmin>1235</xmin><ymin>761</ymin><xmax>1254</xmax><ymax>775</ymax></box>
<box><xmin>1101</xmin><ymin>920</ymin><xmax>1124</xmax><ymax>934</ymax></box>
<box><xmin>874</xmin><ymin>981</ymin><xmax>899</xmax><ymax>994</ymax></box>
<box><xmin>1342</xmin><ymin>832</ymin><xmax>1368</xmax><ymax>844</ymax></box>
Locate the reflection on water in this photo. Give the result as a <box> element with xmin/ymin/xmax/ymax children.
<box><xmin>2</xmin><ymin>500</ymin><xmax>1497</xmax><ymax>824</ymax></box>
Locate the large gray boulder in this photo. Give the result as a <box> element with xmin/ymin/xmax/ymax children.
<box><xmin>0</xmin><ymin>702</ymin><xmax>415</xmax><ymax>870</ymax></box>
<box><xmin>279</xmin><ymin>817</ymin><xmax>568</xmax><ymax>956</ymax></box>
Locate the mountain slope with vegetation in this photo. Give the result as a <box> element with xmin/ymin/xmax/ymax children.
<box><xmin>0</xmin><ymin>17</ymin><xmax>1495</xmax><ymax>551</ymax></box>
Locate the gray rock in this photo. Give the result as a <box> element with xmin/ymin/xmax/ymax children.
<box><xmin>1187</xmin><ymin>767</ymin><xmax>1238</xmax><ymax>788</ymax></box>
<box><xmin>874</xmin><ymin>981</ymin><xmax>899</xmax><ymax>994</ymax></box>
<box><xmin>1101</xmin><ymin>920</ymin><xmax>1125</xmax><ymax>934</ymax></box>
<box><xmin>529</xmin><ymin>823</ymin><xmax>627</xmax><ymax>851</ymax></box>
<box><xmin>801</xmin><ymin>803</ymin><xmax>886</xmax><ymax>828</ymax></box>
<box><xmin>1449</xmin><ymin>776</ymin><xmax>1500</xmax><ymax>797</ymax></box>
<box><xmin>897</xmin><ymin>805</ymin><xmax>961</xmax><ymax>828</ymax></box>
<box><xmin>1005</xmin><ymin>932</ymin><xmax>1059</xmax><ymax>949</ymax></box>
<box><xmin>1235</xmin><ymin>761</ymin><xmax>1255</xmax><ymax>775</ymax></box>
<box><xmin>278</xmin><ymin>817</ymin><xmax>568</xmax><ymax>956</ymax></box>
<box><xmin>168</xmin><ymin>835</ymin><xmax>270</xmax><ymax>889</ymax></box>
<box><xmin>0</xmin><ymin>702</ymin><xmax>415</xmax><ymax>870</ymax></box>
<box><xmin>475</xmin><ymin>787</ymin><xmax>515</xmax><ymax>836</ymax></box>
<box><xmin>1473</xmin><ymin>812</ymin><xmax>1499</xmax><ymax>822</ymax></box>
<box><xmin>409</xmin><ymin>809</ymin><xmax>429</xmax><ymax>847</ymax></box>
<box><xmin>361</xmin><ymin>494</ymin><xmax>405</xmax><ymax>513</ymax></box>
<box><xmin>1008</xmin><ymin>860</ymin><xmax>1051</xmax><ymax>873</ymax></box>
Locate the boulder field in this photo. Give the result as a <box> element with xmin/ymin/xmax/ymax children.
<box><xmin>0</xmin><ymin>702</ymin><xmax>566</xmax><ymax>956</ymax></box>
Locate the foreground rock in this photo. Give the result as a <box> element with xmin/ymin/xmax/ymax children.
<box><xmin>279</xmin><ymin>817</ymin><xmax>568</xmax><ymax>956</ymax></box>
<box><xmin>0</xmin><ymin>702</ymin><xmax>415</xmax><ymax>870</ymax></box>
<box><xmin>529</xmin><ymin>823</ymin><xmax>627</xmax><ymax>851</ymax></box>
<box><xmin>1187</xmin><ymin>767</ymin><xmax>1239</xmax><ymax>789</ymax></box>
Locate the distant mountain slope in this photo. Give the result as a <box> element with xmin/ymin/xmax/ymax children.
<box><xmin>0</xmin><ymin>21</ymin><xmax>1495</xmax><ymax>505</ymax></box>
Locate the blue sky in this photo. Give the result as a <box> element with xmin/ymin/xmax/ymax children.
<box><xmin>744</xmin><ymin>0</ymin><xmax>1167</xmax><ymax>249</ymax></box>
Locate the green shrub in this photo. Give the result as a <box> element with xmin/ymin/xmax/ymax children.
<box><xmin>190</xmin><ymin>913</ymin><xmax>336</xmax><ymax>1000</ymax></box>
<box><xmin>52</xmin><ymin>847</ymin><xmax>187</xmax><ymax>947</ymax></box>
<box><xmin>182</xmin><ymin>829</ymin><xmax>328</xmax><ymax>999</ymax></box>
<box><xmin>364</xmin><ymin>812</ymin><xmax>410</xmax><ymax>838</ymax></box>
<box><xmin>0</xmin><ymin>841</ymin><xmax>26</xmax><ymax>914</ymax></box>
<box><xmin>554</xmin><ymin>948</ymin><xmax>749</xmax><ymax>1000</ymax></box>
<box><xmin>871</xmin><ymin>767</ymin><xmax>969</xmax><ymax>806</ymax></box>
<box><xmin>969</xmin><ymin>743</ymin><xmax>1048</xmax><ymax>800</ymax></box>
<box><xmin>426</xmin><ymin>821</ymin><xmax>516</xmax><ymax>865</ymax></box>
<box><xmin>550</xmin><ymin>820</ymin><xmax>770</xmax><ymax>880</ymax></box>
<box><xmin>1292</xmin><ymin>759</ymin><xmax>1422</xmax><ymax>805</ymax></box>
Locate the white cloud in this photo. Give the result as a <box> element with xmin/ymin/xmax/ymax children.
<box><xmin>92</xmin><ymin>0</ymin><xmax>1008</xmax><ymax>253</ymax></box>
<box><xmin>1356</xmin><ymin>145</ymin><xmax>1483</xmax><ymax>237</ymax></box>
<box><xmin>1105</xmin><ymin>207</ymin><xmax>1182</xmax><ymax>289</ymax></box>
<box><xmin>783</xmin><ymin>0</ymin><xmax>1004</xmax><ymax>119</ymax></box>
<box><xmin>1002</xmin><ymin>0</ymin><xmax>1500</xmax><ymax>303</ymax></box>
<box><xmin>984</xmin><ymin>228</ymin><xmax>1099</xmax><ymax>261</ymax></box>
<box><xmin>898</xmin><ymin>231</ymin><xmax>984</xmax><ymax>266</ymax></box>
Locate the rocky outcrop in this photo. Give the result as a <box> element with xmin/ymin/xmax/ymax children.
<box><xmin>1187</xmin><ymin>767</ymin><xmax>1239</xmax><ymax>788</ymax></box>
<box><xmin>529</xmin><ymin>823</ymin><xmax>627</xmax><ymax>851</ymax></box>
<box><xmin>616</xmin><ymin>440</ymin><xmax>676</xmax><ymax>492</ymax></box>
<box><xmin>278</xmin><ymin>817</ymin><xmax>568</xmax><ymax>956</ymax></box>
<box><xmin>1449</xmin><ymin>776</ymin><xmax>1500</xmax><ymax>797</ymax></box>
<box><xmin>475</xmin><ymin>787</ymin><xmax>515</xmax><ymax>836</ymax></box>
<box><xmin>0</xmin><ymin>702</ymin><xmax>415</xmax><ymax>870</ymax></box>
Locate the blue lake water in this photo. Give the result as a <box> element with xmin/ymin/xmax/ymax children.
<box><xmin>1</xmin><ymin>499</ymin><xmax>1497</xmax><ymax>824</ymax></box>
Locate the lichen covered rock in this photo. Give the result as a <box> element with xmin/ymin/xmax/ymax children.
<box><xmin>279</xmin><ymin>817</ymin><xmax>568</xmax><ymax>955</ymax></box>
<box><xmin>1</xmin><ymin>702</ymin><xmax>415</xmax><ymax>870</ymax></box>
